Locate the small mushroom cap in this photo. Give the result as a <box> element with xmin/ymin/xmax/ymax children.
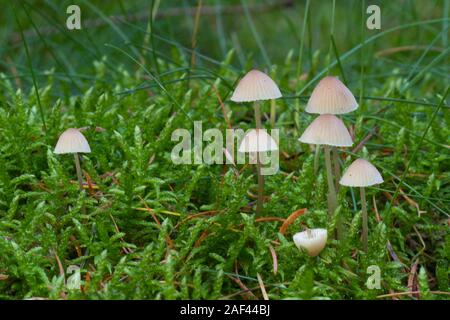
<box><xmin>54</xmin><ymin>128</ymin><xmax>91</xmax><ymax>154</ymax></box>
<box><xmin>306</xmin><ymin>76</ymin><xmax>358</xmax><ymax>114</ymax></box>
<box><xmin>293</xmin><ymin>228</ymin><xmax>328</xmax><ymax>257</ymax></box>
<box><xmin>230</xmin><ymin>69</ymin><xmax>282</xmax><ymax>102</ymax></box>
<box><xmin>339</xmin><ymin>158</ymin><xmax>383</xmax><ymax>187</ymax></box>
<box><xmin>298</xmin><ymin>114</ymin><xmax>353</xmax><ymax>147</ymax></box>
<box><xmin>238</xmin><ymin>129</ymin><xmax>278</xmax><ymax>153</ymax></box>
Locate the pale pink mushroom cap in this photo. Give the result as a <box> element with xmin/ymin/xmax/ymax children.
<box><xmin>54</xmin><ymin>128</ymin><xmax>91</xmax><ymax>154</ymax></box>
<box><xmin>306</xmin><ymin>76</ymin><xmax>358</xmax><ymax>114</ymax></box>
<box><xmin>339</xmin><ymin>158</ymin><xmax>383</xmax><ymax>187</ymax></box>
<box><xmin>293</xmin><ymin>228</ymin><xmax>328</xmax><ymax>257</ymax></box>
<box><xmin>298</xmin><ymin>114</ymin><xmax>353</xmax><ymax>147</ymax></box>
<box><xmin>230</xmin><ymin>69</ymin><xmax>282</xmax><ymax>102</ymax></box>
<box><xmin>238</xmin><ymin>129</ymin><xmax>278</xmax><ymax>153</ymax></box>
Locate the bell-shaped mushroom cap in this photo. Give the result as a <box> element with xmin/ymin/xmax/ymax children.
<box><xmin>54</xmin><ymin>128</ymin><xmax>91</xmax><ymax>154</ymax></box>
<box><xmin>298</xmin><ymin>114</ymin><xmax>353</xmax><ymax>147</ymax></box>
<box><xmin>339</xmin><ymin>158</ymin><xmax>383</xmax><ymax>187</ymax></box>
<box><xmin>306</xmin><ymin>76</ymin><xmax>358</xmax><ymax>114</ymax></box>
<box><xmin>238</xmin><ymin>129</ymin><xmax>278</xmax><ymax>153</ymax></box>
<box><xmin>230</xmin><ymin>69</ymin><xmax>282</xmax><ymax>102</ymax></box>
<box><xmin>293</xmin><ymin>228</ymin><xmax>328</xmax><ymax>257</ymax></box>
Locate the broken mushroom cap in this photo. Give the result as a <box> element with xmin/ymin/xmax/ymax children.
<box><xmin>238</xmin><ymin>129</ymin><xmax>278</xmax><ymax>153</ymax></box>
<box><xmin>298</xmin><ymin>114</ymin><xmax>353</xmax><ymax>147</ymax></box>
<box><xmin>306</xmin><ymin>76</ymin><xmax>358</xmax><ymax>115</ymax></box>
<box><xmin>293</xmin><ymin>228</ymin><xmax>328</xmax><ymax>257</ymax></box>
<box><xmin>230</xmin><ymin>69</ymin><xmax>282</xmax><ymax>102</ymax></box>
<box><xmin>54</xmin><ymin>128</ymin><xmax>91</xmax><ymax>154</ymax></box>
<box><xmin>339</xmin><ymin>158</ymin><xmax>383</xmax><ymax>187</ymax></box>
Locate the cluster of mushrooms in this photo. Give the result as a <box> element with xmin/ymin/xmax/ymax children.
<box><xmin>54</xmin><ymin>69</ymin><xmax>383</xmax><ymax>260</ymax></box>
<box><xmin>230</xmin><ymin>70</ymin><xmax>383</xmax><ymax>256</ymax></box>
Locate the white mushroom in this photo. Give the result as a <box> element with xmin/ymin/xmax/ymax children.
<box><xmin>293</xmin><ymin>228</ymin><xmax>328</xmax><ymax>257</ymax></box>
<box><xmin>298</xmin><ymin>114</ymin><xmax>353</xmax><ymax>147</ymax></box>
<box><xmin>230</xmin><ymin>69</ymin><xmax>282</xmax><ymax>102</ymax></box>
<box><xmin>306</xmin><ymin>76</ymin><xmax>358</xmax><ymax>115</ymax></box>
<box><xmin>340</xmin><ymin>158</ymin><xmax>383</xmax><ymax>252</ymax></box>
<box><xmin>54</xmin><ymin>128</ymin><xmax>91</xmax><ymax>154</ymax></box>
<box><xmin>54</xmin><ymin>128</ymin><xmax>91</xmax><ymax>190</ymax></box>
<box><xmin>238</xmin><ymin>129</ymin><xmax>278</xmax><ymax>153</ymax></box>
<box><xmin>238</xmin><ymin>129</ymin><xmax>278</xmax><ymax>215</ymax></box>
<box><xmin>339</xmin><ymin>158</ymin><xmax>384</xmax><ymax>187</ymax></box>
<box><xmin>231</xmin><ymin>69</ymin><xmax>282</xmax><ymax>129</ymax></box>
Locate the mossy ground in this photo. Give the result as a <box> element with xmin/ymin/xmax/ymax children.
<box><xmin>0</xmin><ymin>1</ymin><xmax>449</xmax><ymax>299</ymax></box>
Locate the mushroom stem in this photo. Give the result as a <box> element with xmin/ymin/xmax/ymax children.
<box><xmin>306</xmin><ymin>228</ymin><xmax>312</xmax><ymax>238</ymax></box>
<box><xmin>256</xmin><ymin>152</ymin><xmax>264</xmax><ymax>215</ymax></box>
<box><xmin>324</xmin><ymin>146</ymin><xmax>338</xmax><ymax>236</ymax></box>
<box><xmin>254</xmin><ymin>101</ymin><xmax>263</xmax><ymax>215</ymax></box>
<box><xmin>254</xmin><ymin>102</ymin><xmax>262</xmax><ymax>129</ymax></box>
<box><xmin>270</xmin><ymin>99</ymin><xmax>276</xmax><ymax>127</ymax></box>
<box><xmin>332</xmin><ymin>146</ymin><xmax>341</xmax><ymax>191</ymax></box>
<box><xmin>313</xmin><ymin>145</ymin><xmax>321</xmax><ymax>174</ymax></box>
<box><xmin>73</xmin><ymin>153</ymin><xmax>84</xmax><ymax>191</ymax></box>
<box><xmin>360</xmin><ymin>187</ymin><xmax>368</xmax><ymax>252</ymax></box>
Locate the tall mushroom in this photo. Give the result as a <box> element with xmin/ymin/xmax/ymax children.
<box><xmin>299</xmin><ymin>114</ymin><xmax>353</xmax><ymax>235</ymax></box>
<box><xmin>230</xmin><ymin>69</ymin><xmax>282</xmax><ymax>129</ymax></box>
<box><xmin>339</xmin><ymin>158</ymin><xmax>383</xmax><ymax>252</ymax></box>
<box><xmin>54</xmin><ymin>128</ymin><xmax>91</xmax><ymax>190</ymax></box>
<box><xmin>238</xmin><ymin>129</ymin><xmax>278</xmax><ymax>215</ymax></box>
<box><xmin>231</xmin><ymin>70</ymin><xmax>281</xmax><ymax>214</ymax></box>
<box><xmin>305</xmin><ymin>76</ymin><xmax>358</xmax><ymax>185</ymax></box>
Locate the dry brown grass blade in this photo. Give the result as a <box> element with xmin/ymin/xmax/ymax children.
<box><xmin>375</xmin><ymin>45</ymin><xmax>445</xmax><ymax>57</ymax></box>
<box><xmin>212</xmin><ymin>85</ymin><xmax>232</xmax><ymax>130</ymax></box>
<box><xmin>399</xmin><ymin>188</ymin><xmax>426</xmax><ymax>216</ymax></box>
<box><xmin>53</xmin><ymin>250</ymin><xmax>65</xmax><ymax>278</ymax></box>
<box><xmin>0</xmin><ymin>274</ymin><xmax>9</xmax><ymax>281</ymax></box>
<box><xmin>81</xmin><ymin>271</ymin><xmax>91</xmax><ymax>293</ymax></box>
<box><xmin>268</xmin><ymin>244</ymin><xmax>278</xmax><ymax>275</ymax></box>
<box><xmin>194</xmin><ymin>230</ymin><xmax>210</xmax><ymax>248</ymax></box>
<box><xmin>374</xmin><ymin>196</ymin><xmax>405</xmax><ymax>269</ymax></box>
<box><xmin>231</xmin><ymin>262</ymin><xmax>258</xmax><ymax>300</ymax></box>
<box><xmin>174</xmin><ymin>210</ymin><xmax>218</xmax><ymax>230</ymax></box>
<box><xmin>84</xmin><ymin>171</ymin><xmax>95</xmax><ymax>196</ymax></box>
<box><xmin>69</xmin><ymin>235</ymin><xmax>83</xmax><ymax>257</ymax></box>
<box><xmin>407</xmin><ymin>259</ymin><xmax>420</xmax><ymax>298</ymax></box>
<box><xmin>108</xmin><ymin>213</ymin><xmax>133</xmax><ymax>254</ymax></box>
<box><xmin>372</xmin><ymin>194</ymin><xmax>382</xmax><ymax>222</ymax></box>
<box><xmin>228</xmin><ymin>269</ymin><xmax>257</xmax><ymax>300</ymax></box>
<box><xmin>257</xmin><ymin>273</ymin><xmax>269</xmax><ymax>300</ymax></box>
<box><xmin>352</xmin><ymin>127</ymin><xmax>378</xmax><ymax>153</ymax></box>
<box><xmin>139</xmin><ymin>196</ymin><xmax>175</xmax><ymax>249</ymax></box>
<box><xmin>279</xmin><ymin>208</ymin><xmax>307</xmax><ymax>235</ymax></box>
<box><xmin>255</xmin><ymin>217</ymin><xmax>285</xmax><ymax>223</ymax></box>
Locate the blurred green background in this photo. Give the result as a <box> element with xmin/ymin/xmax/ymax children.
<box><xmin>2</xmin><ymin>0</ymin><xmax>449</xmax><ymax>95</ymax></box>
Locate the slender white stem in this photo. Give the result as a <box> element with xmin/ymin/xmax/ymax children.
<box><xmin>270</xmin><ymin>99</ymin><xmax>276</xmax><ymax>127</ymax></box>
<box><xmin>360</xmin><ymin>187</ymin><xmax>368</xmax><ymax>252</ymax></box>
<box><xmin>254</xmin><ymin>102</ymin><xmax>262</xmax><ymax>129</ymax></box>
<box><xmin>254</xmin><ymin>102</ymin><xmax>263</xmax><ymax>215</ymax></box>
<box><xmin>256</xmin><ymin>152</ymin><xmax>264</xmax><ymax>215</ymax></box>
<box><xmin>74</xmin><ymin>153</ymin><xmax>84</xmax><ymax>191</ymax></box>
<box><xmin>324</xmin><ymin>146</ymin><xmax>340</xmax><ymax>239</ymax></box>
<box><xmin>332</xmin><ymin>146</ymin><xmax>341</xmax><ymax>191</ymax></box>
